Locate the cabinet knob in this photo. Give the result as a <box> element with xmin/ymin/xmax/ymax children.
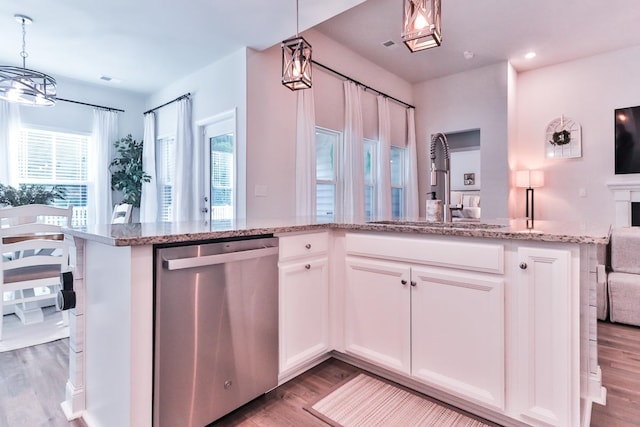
<box><xmin>410</xmin><ymin>281</ymin><xmax>417</xmax><ymax>287</ymax></box>
<box><xmin>305</xmin><ymin>264</ymin><xmax>311</xmax><ymax>270</ymax></box>
<box><xmin>519</xmin><ymin>262</ymin><xmax>528</xmax><ymax>270</ymax></box>
<box><xmin>305</xmin><ymin>243</ymin><xmax>312</xmax><ymax>249</ymax></box>
<box><xmin>401</xmin><ymin>279</ymin><xmax>408</xmax><ymax>285</ymax></box>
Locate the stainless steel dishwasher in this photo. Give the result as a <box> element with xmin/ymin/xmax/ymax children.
<box><xmin>153</xmin><ymin>236</ymin><xmax>279</xmax><ymax>427</ymax></box>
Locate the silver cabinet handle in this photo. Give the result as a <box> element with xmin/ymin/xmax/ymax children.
<box><xmin>519</xmin><ymin>262</ymin><xmax>528</xmax><ymax>270</ymax></box>
<box><xmin>305</xmin><ymin>243</ymin><xmax>311</xmax><ymax>249</ymax></box>
<box><xmin>305</xmin><ymin>264</ymin><xmax>311</xmax><ymax>270</ymax></box>
<box><xmin>401</xmin><ymin>279</ymin><xmax>407</xmax><ymax>285</ymax></box>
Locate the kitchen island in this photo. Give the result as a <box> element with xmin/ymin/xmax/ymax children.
<box><xmin>62</xmin><ymin>218</ymin><xmax>609</xmax><ymax>427</ymax></box>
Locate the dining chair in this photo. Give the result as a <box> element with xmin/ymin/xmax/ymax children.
<box><xmin>0</xmin><ymin>204</ymin><xmax>73</xmax><ymax>339</ymax></box>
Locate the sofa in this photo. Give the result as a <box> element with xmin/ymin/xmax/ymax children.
<box><xmin>607</xmin><ymin>227</ymin><xmax>640</xmax><ymax>326</ymax></box>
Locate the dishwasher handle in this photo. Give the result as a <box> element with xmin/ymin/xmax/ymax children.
<box><xmin>164</xmin><ymin>246</ymin><xmax>279</xmax><ymax>271</ymax></box>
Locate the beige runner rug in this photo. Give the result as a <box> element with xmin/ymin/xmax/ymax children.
<box><xmin>306</xmin><ymin>373</ymin><xmax>494</xmax><ymax>427</ymax></box>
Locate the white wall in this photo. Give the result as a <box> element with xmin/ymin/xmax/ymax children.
<box><xmin>145</xmin><ymin>48</ymin><xmax>248</xmax><ymax>218</ymax></box>
<box><xmin>413</xmin><ymin>63</ymin><xmax>510</xmax><ymax>219</ymax></box>
<box><xmin>245</xmin><ymin>28</ymin><xmax>414</xmax><ymax>219</ymax></box>
<box><xmin>514</xmin><ymin>45</ymin><xmax>640</xmax><ymax>226</ymax></box>
<box><xmin>18</xmin><ymin>76</ymin><xmax>145</xmax><ymax>139</ymax></box>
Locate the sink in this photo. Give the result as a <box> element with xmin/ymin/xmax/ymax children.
<box><xmin>367</xmin><ymin>220</ymin><xmax>504</xmax><ymax>230</ymax></box>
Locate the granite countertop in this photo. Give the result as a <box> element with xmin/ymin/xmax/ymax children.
<box><xmin>63</xmin><ymin>217</ymin><xmax>611</xmax><ymax>247</ymax></box>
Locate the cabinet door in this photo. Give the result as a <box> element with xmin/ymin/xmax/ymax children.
<box><xmin>411</xmin><ymin>266</ymin><xmax>505</xmax><ymax>411</ymax></box>
<box><xmin>344</xmin><ymin>257</ymin><xmax>411</xmax><ymax>374</ymax></box>
<box><xmin>279</xmin><ymin>257</ymin><xmax>329</xmax><ymax>376</ymax></box>
<box><xmin>515</xmin><ymin>246</ymin><xmax>575</xmax><ymax>427</ymax></box>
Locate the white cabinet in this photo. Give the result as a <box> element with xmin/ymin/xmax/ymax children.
<box><xmin>411</xmin><ymin>266</ymin><xmax>505</xmax><ymax>411</ymax></box>
<box><xmin>344</xmin><ymin>233</ymin><xmax>505</xmax><ymax>409</ymax></box>
<box><xmin>278</xmin><ymin>232</ymin><xmax>330</xmax><ymax>379</ymax></box>
<box><xmin>344</xmin><ymin>257</ymin><xmax>411</xmax><ymax>374</ymax></box>
<box><xmin>513</xmin><ymin>246</ymin><xmax>577</xmax><ymax>427</ymax></box>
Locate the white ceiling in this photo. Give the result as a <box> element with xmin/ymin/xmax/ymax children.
<box><xmin>0</xmin><ymin>0</ymin><xmax>366</xmax><ymax>94</ymax></box>
<box><xmin>315</xmin><ymin>0</ymin><xmax>640</xmax><ymax>83</ymax></box>
<box><xmin>1</xmin><ymin>0</ymin><xmax>639</xmax><ymax>95</ymax></box>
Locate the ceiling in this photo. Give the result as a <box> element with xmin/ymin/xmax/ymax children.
<box><xmin>1</xmin><ymin>0</ymin><xmax>639</xmax><ymax>95</ymax></box>
<box><xmin>315</xmin><ymin>0</ymin><xmax>640</xmax><ymax>83</ymax></box>
<box><xmin>0</xmin><ymin>0</ymin><xmax>366</xmax><ymax>94</ymax></box>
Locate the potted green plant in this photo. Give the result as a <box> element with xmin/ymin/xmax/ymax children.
<box><xmin>110</xmin><ymin>134</ymin><xmax>151</xmax><ymax>208</ymax></box>
<box><xmin>0</xmin><ymin>183</ymin><xmax>66</xmax><ymax>207</ymax></box>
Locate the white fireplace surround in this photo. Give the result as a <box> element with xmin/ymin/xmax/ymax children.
<box><xmin>607</xmin><ymin>177</ymin><xmax>640</xmax><ymax>227</ymax></box>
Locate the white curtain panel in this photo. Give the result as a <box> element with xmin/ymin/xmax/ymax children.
<box><xmin>376</xmin><ymin>96</ymin><xmax>392</xmax><ymax>220</ymax></box>
<box><xmin>140</xmin><ymin>112</ymin><xmax>158</xmax><ymax>222</ymax></box>
<box><xmin>0</xmin><ymin>100</ymin><xmax>21</xmax><ymax>185</ymax></box>
<box><xmin>173</xmin><ymin>98</ymin><xmax>195</xmax><ymax>222</ymax></box>
<box><xmin>295</xmin><ymin>88</ymin><xmax>317</xmax><ymax>217</ymax></box>
<box><xmin>342</xmin><ymin>81</ymin><xmax>365</xmax><ymax>223</ymax></box>
<box><xmin>90</xmin><ymin>109</ymin><xmax>118</xmax><ymax>224</ymax></box>
<box><xmin>405</xmin><ymin>108</ymin><xmax>419</xmax><ymax>218</ymax></box>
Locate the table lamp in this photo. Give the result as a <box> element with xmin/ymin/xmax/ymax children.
<box><xmin>516</xmin><ymin>170</ymin><xmax>544</xmax><ymax>222</ymax></box>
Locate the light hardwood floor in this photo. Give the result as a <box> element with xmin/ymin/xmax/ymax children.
<box><xmin>591</xmin><ymin>321</ymin><xmax>640</xmax><ymax>427</ymax></box>
<box><xmin>1</xmin><ymin>321</ymin><xmax>639</xmax><ymax>427</ymax></box>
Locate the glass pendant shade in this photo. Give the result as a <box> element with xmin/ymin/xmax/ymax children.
<box><xmin>402</xmin><ymin>0</ymin><xmax>442</xmax><ymax>52</ymax></box>
<box><xmin>0</xmin><ymin>65</ymin><xmax>57</xmax><ymax>106</ymax></box>
<box><xmin>281</xmin><ymin>36</ymin><xmax>312</xmax><ymax>91</ymax></box>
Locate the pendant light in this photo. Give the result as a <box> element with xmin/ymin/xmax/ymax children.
<box><xmin>281</xmin><ymin>0</ymin><xmax>312</xmax><ymax>90</ymax></box>
<box><xmin>0</xmin><ymin>14</ymin><xmax>57</xmax><ymax>107</ymax></box>
<box><xmin>401</xmin><ymin>0</ymin><xmax>442</xmax><ymax>53</ymax></box>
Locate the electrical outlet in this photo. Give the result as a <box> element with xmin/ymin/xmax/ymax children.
<box><xmin>254</xmin><ymin>185</ymin><xmax>268</xmax><ymax>197</ymax></box>
<box><xmin>578</xmin><ymin>188</ymin><xmax>587</xmax><ymax>198</ymax></box>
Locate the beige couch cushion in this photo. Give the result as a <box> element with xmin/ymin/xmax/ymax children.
<box><xmin>611</xmin><ymin>227</ymin><xmax>640</xmax><ymax>274</ymax></box>
<box><xmin>608</xmin><ymin>272</ymin><xmax>640</xmax><ymax>326</ymax></box>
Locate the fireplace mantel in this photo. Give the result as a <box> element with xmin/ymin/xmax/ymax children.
<box><xmin>607</xmin><ymin>177</ymin><xmax>640</xmax><ymax>227</ymax></box>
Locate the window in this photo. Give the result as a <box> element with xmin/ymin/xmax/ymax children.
<box><xmin>390</xmin><ymin>146</ymin><xmax>406</xmax><ymax>219</ymax></box>
<box><xmin>363</xmin><ymin>139</ymin><xmax>377</xmax><ymax>221</ymax></box>
<box><xmin>316</xmin><ymin>128</ymin><xmax>340</xmax><ymax>218</ymax></box>
<box><xmin>15</xmin><ymin>128</ymin><xmax>89</xmax><ymax>226</ymax></box>
<box><xmin>156</xmin><ymin>136</ymin><xmax>175</xmax><ymax>221</ymax></box>
<box><xmin>210</xmin><ymin>134</ymin><xmax>234</xmax><ymax>220</ymax></box>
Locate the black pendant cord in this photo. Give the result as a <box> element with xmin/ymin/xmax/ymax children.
<box><xmin>311</xmin><ymin>60</ymin><xmax>415</xmax><ymax>110</ymax></box>
<box><xmin>56</xmin><ymin>97</ymin><xmax>124</xmax><ymax>113</ymax></box>
<box><xmin>144</xmin><ymin>93</ymin><xmax>191</xmax><ymax>115</ymax></box>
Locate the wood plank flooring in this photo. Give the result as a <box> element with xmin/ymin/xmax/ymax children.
<box><xmin>1</xmin><ymin>321</ymin><xmax>639</xmax><ymax>426</ymax></box>
<box><xmin>0</xmin><ymin>338</ymin><xmax>85</xmax><ymax>427</ymax></box>
<box><xmin>591</xmin><ymin>321</ymin><xmax>640</xmax><ymax>427</ymax></box>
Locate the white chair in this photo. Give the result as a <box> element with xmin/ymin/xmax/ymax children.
<box><xmin>1</xmin><ymin>205</ymin><xmax>73</xmax><ymax>338</ymax></box>
<box><xmin>111</xmin><ymin>203</ymin><xmax>133</xmax><ymax>224</ymax></box>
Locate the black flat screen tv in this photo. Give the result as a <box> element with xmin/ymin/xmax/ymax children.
<box><xmin>615</xmin><ymin>105</ymin><xmax>640</xmax><ymax>174</ymax></box>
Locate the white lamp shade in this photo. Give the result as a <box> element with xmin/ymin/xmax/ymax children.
<box><xmin>516</xmin><ymin>170</ymin><xmax>544</xmax><ymax>188</ymax></box>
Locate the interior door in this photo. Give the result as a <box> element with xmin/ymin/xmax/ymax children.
<box><xmin>203</xmin><ymin>116</ymin><xmax>236</xmax><ymax>223</ymax></box>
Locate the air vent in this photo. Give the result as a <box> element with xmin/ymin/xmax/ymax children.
<box><xmin>99</xmin><ymin>75</ymin><xmax>122</xmax><ymax>84</ymax></box>
<box><xmin>382</xmin><ymin>40</ymin><xmax>396</xmax><ymax>48</ymax></box>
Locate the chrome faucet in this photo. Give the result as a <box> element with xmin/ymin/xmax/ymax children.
<box><xmin>430</xmin><ymin>133</ymin><xmax>453</xmax><ymax>222</ymax></box>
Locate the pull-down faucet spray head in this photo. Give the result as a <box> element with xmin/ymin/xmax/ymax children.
<box><xmin>430</xmin><ymin>133</ymin><xmax>450</xmax><ymax>186</ymax></box>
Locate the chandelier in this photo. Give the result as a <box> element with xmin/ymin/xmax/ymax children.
<box><xmin>401</xmin><ymin>0</ymin><xmax>442</xmax><ymax>53</ymax></box>
<box><xmin>0</xmin><ymin>14</ymin><xmax>57</xmax><ymax>107</ymax></box>
<box><xmin>281</xmin><ymin>0</ymin><xmax>312</xmax><ymax>90</ymax></box>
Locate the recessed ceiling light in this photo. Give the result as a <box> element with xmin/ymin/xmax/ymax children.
<box><xmin>524</xmin><ymin>51</ymin><xmax>537</xmax><ymax>60</ymax></box>
<box><xmin>463</xmin><ymin>51</ymin><xmax>474</xmax><ymax>60</ymax></box>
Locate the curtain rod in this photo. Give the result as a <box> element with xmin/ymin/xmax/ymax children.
<box><xmin>311</xmin><ymin>60</ymin><xmax>415</xmax><ymax>110</ymax></box>
<box><xmin>56</xmin><ymin>97</ymin><xmax>125</xmax><ymax>113</ymax></box>
<box><xmin>144</xmin><ymin>93</ymin><xmax>191</xmax><ymax>115</ymax></box>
